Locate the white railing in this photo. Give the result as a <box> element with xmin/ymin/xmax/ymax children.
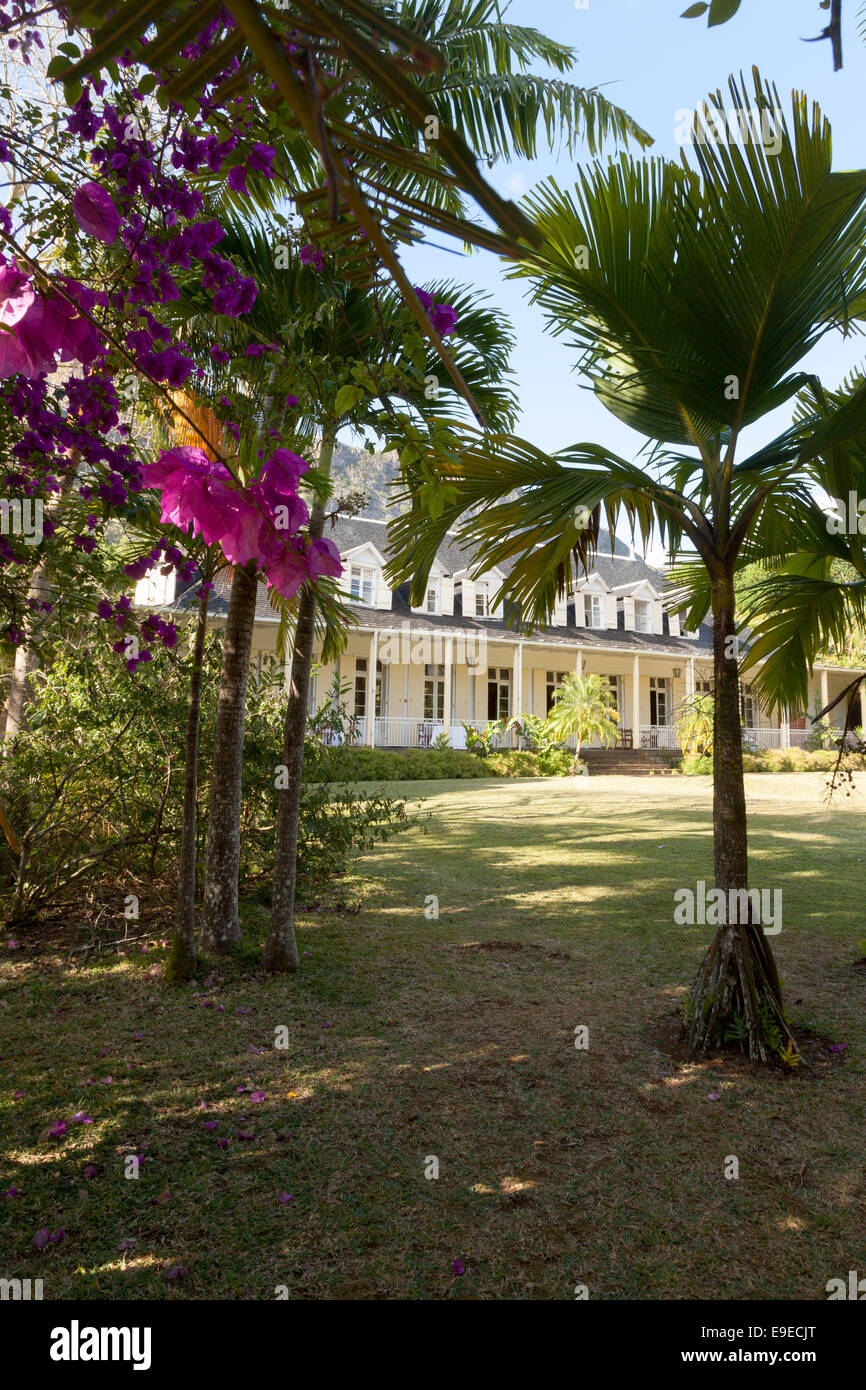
<box><xmin>373</xmin><ymin>716</ymin><xmax>443</xmax><ymax>748</ymax></box>
<box><xmin>640</xmin><ymin>724</ymin><xmax>681</xmax><ymax>751</ymax></box>
<box><xmin>742</xmin><ymin>726</ymin><xmax>781</xmax><ymax>750</ymax></box>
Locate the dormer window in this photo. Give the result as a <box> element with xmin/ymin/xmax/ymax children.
<box><xmin>349</xmin><ymin>564</ymin><xmax>376</xmax><ymax>604</ymax></box>
<box><xmin>475</xmin><ymin>581</ymin><xmax>489</xmax><ymax>617</ymax></box>
<box><xmin>585</xmin><ymin>594</ymin><xmax>603</xmax><ymax>628</ymax></box>
<box><xmin>425</xmin><ymin>579</ymin><xmax>440</xmax><ymax>614</ymax></box>
<box><xmin>634</xmin><ymin>599</ymin><xmax>651</xmax><ymax>634</ymax></box>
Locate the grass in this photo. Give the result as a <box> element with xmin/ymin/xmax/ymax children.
<box><xmin>2</xmin><ymin>772</ymin><xmax>865</xmax><ymax>1300</ymax></box>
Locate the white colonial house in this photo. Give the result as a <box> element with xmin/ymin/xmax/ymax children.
<box><xmin>142</xmin><ymin>516</ymin><xmax>866</xmax><ymax>754</ymax></box>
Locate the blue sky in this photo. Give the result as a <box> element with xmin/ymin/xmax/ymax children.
<box><xmin>390</xmin><ymin>0</ymin><xmax>866</xmax><ymax>550</ymax></box>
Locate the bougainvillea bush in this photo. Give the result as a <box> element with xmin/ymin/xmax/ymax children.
<box><xmin>0</xmin><ymin>635</ymin><xmax>412</xmax><ymax>925</ymax></box>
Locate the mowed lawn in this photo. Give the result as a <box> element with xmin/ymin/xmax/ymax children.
<box><xmin>2</xmin><ymin>773</ymin><xmax>866</xmax><ymax>1300</ymax></box>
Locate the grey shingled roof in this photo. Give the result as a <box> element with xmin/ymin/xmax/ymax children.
<box><xmin>167</xmin><ymin>513</ymin><xmax>714</xmax><ymax>654</ymax></box>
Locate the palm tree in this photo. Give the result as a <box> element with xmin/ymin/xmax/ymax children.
<box><xmin>675</xmin><ymin>692</ymin><xmax>714</xmax><ymax>759</ymax></box>
<box><xmin>387</xmin><ymin>72</ymin><xmax>866</xmax><ymax>1062</ymax></box>
<box><xmin>736</xmin><ymin>376</ymin><xmax>866</xmax><ymax>738</ymax></box>
<box><xmin>545</xmin><ymin>673</ymin><xmax>619</xmax><ymax>769</ymax></box>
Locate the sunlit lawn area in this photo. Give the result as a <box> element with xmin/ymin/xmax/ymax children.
<box><xmin>2</xmin><ymin>773</ymin><xmax>865</xmax><ymax>1299</ymax></box>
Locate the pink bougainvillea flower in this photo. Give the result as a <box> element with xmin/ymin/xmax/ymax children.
<box><xmin>307</xmin><ymin>536</ymin><xmax>342</xmax><ymax>579</ymax></box>
<box><xmin>13</xmin><ymin>1089</ymin><xmax>25</xmax><ymax>1100</ymax></box>
<box><xmin>117</xmin><ymin>1237</ymin><xmax>137</xmax><ymax>1252</ymax></box>
<box><xmin>237</xmin><ymin>1130</ymin><xmax>255</xmax><ymax>1140</ymax></box>
<box><xmin>236</xmin><ymin>1007</ymin><xmax>253</xmax><ymax>1015</ymax></box>
<box><xmin>165</xmin><ymin>1265</ymin><xmax>187</xmax><ymax>1281</ymax></box>
<box><xmin>70</xmin><ymin>1112</ymin><xmax>93</xmax><ymax>1124</ymax></box>
<box><xmin>47</xmin><ymin>1121</ymin><xmax>67</xmax><ymax>1139</ymax></box>
<box><xmin>300</xmin><ymin>243</ymin><xmax>323</xmax><ymax>272</ymax></box>
<box><xmin>199</xmin><ymin>1100</ymin><xmax>208</xmax><ymax>1109</ymax></box>
<box><xmin>7</xmin><ymin>939</ymin><xmax>18</xmax><ymax>949</ymax></box>
<box><xmin>452</xmin><ymin>1257</ymin><xmax>465</xmax><ymax>1276</ymax></box>
<box><xmin>101</xmin><ymin>1076</ymin><xmax>113</xmax><ymax>1085</ymax></box>
<box><xmin>33</xmin><ymin>1228</ymin><xmax>51</xmax><ymax>1250</ymax></box>
<box><xmin>218</xmin><ymin>501</ymin><xmax>267</xmax><ymax>568</ymax></box>
<box><xmin>430</xmin><ymin>303</ymin><xmax>458</xmax><ymax>337</ymax></box>
<box><xmin>829</xmin><ymin>1043</ymin><xmax>847</xmax><ymax>1053</ymax></box>
<box><xmin>250</xmin><ymin>1091</ymin><xmax>265</xmax><ymax>1102</ymax></box>
<box><xmin>258</xmin><ymin>447</ymin><xmax>309</xmax><ymax>497</ymax></box>
<box><xmin>215</xmin><ymin>1137</ymin><xmax>229</xmax><ymax>1149</ymax></box>
<box><xmin>236</xmin><ymin>1085</ymin><xmax>251</xmax><ymax>1094</ymax></box>
<box><xmin>83</xmin><ymin>1164</ymin><xmax>98</xmax><ymax>1179</ymax></box>
<box><xmin>262</xmin><ymin>539</ymin><xmax>309</xmax><ymax>600</ymax></box>
<box><xmin>204</xmin><ymin>1120</ymin><xmax>218</xmax><ymax>1130</ymax></box>
<box><xmin>50</xmin><ymin>1229</ymin><xmax>65</xmax><ymax>1244</ymax></box>
<box><xmin>414</xmin><ymin>286</ymin><xmax>434</xmax><ymax>311</ymax></box>
<box><xmin>279</xmin><ymin>1192</ymin><xmax>294</xmax><ymax>1204</ymax></box>
<box><xmin>0</xmin><ymin>260</ymin><xmax>35</xmax><ymax>326</ymax></box>
<box><xmin>227</xmin><ymin>165</ymin><xmax>248</xmax><ymax>195</ymax></box>
<box><xmin>707</xmin><ymin>1091</ymin><xmax>720</xmax><ymax>1101</ymax></box>
<box><xmin>3</xmin><ymin>1186</ymin><xmax>21</xmax><ymax>1198</ymax></box>
<box><xmin>73</xmin><ymin>181</ymin><xmax>121</xmax><ymax>244</ymax></box>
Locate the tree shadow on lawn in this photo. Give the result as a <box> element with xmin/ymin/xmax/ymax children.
<box><xmin>1</xmin><ymin>906</ymin><xmax>863</xmax><ymax>1300</ymax></box>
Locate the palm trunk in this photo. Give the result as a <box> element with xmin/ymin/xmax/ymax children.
<box><xmin>199</xmin><ymin>561</ymin><xmax>258</xmax><ymax>953</ymax></box>
<box><xmin>263</xmin><ymin>429</ymin><xmax>334</xmax><ymax>973</ymax></box>
<box><xmin>167</xmin><ymin>586</ymin><xmax>210</xmax><ymax>980</ymax></box>
<box><xmin>199</xmin><ymin>369</ymin><xmax>281</xmax><ymax>955</ymax></box>
<box><xmin>686</xmin><ymin>575</ymin><xmax>792</xmax><ymax>1062</ymax></box>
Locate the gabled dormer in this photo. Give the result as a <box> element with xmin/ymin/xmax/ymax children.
<box><xmin>574</xmin><ymin>573</ymin><xmax>616</xmax><ymax>630</ymax></box>
<box><xmin>341</xmin><ymin>542</ymin><xmax>391</xmax><ymax>610</ymax></box>
<box><xmin>613</xmin><ymin>578</ymin><xmax>664</xmax><ymax>635</ymax></box>
<box><xmin>411</xmin><ymin>557</ymin><xmax>454</xmax><ymax>616</ymax></box>
<box><xmin>453</xmin><ymin>565</ymin><xmax>505</xmax><ymax>621</ymax></box>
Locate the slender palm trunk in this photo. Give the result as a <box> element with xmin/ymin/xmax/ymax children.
<box><xmin>263</xmin><ymin>430</ymin><xmax>334</xmax><ymax>973</ymax></box>
<box><xmin>199</xmin><ymin>369</ymin><xmax>282</xmax><ymax>954</ymax></box>
<box><xmin>167</xmin><ymin>587</ymin><xmax>210</xmax><ymax>980</ymax></box>
<box><xmin>686</xmin><ymin>574</ymin><xmax>791</xmax><ymax>1062</ymax></box>
<box><xmin>199</xmin><ymin>561</ymin><xmax>258</xmax><ymax>952</ymax></box>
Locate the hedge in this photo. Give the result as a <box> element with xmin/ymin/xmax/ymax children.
<box><xmin>307</xmin><ymin>746</ymin><xmax>575</xmax><ymax>782</ymax></box>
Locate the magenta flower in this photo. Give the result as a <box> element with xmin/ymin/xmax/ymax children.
<box><xmin>70</xmin><ymin>1112</ymin><xmax>93</xmax><ymax>1124</ymax></box>
<box><xmin>250</xmin><ymin>1090</ymin><xmax>265</xmax><ymax>1102</ymax></box>
<box><xmin>829</xmin><ymin>1043</ymin><xmax>847</xmax><ymax>1053</ymax></box>
<box><xmin>83</xmin><ymin>1164</ymin><xmax>98</xmax><ymax>1179</ymax></box>
<box><xmin>73</xmin><ymin>181</ymin><xmax>121</xmax><ymax>244</ymax></box>
<box><xmin>0</xmin><ymin>260</ymin><xmax>35</xmax><ymax>326</ymax></box>
<box><xmin>204</xmin><ymin>1120</ymin><xmax>217</xmax><ymax>1130</ymax></box>
<box><xmin>430</xmin><ymin>303</ymin><xmax>458</xmax><ymax>337</ymax></box>
<box><xmin>414</xmin><ymin>287</ymin><xmax>434</xmax><ymax>311</ymax></box>
<box><xmin>307</xmin><ymin>536</ymin><xmax>342</xmax><ymax>579</ymax></box>
<box><xmin>3</xmin><ymin>1186</ymin><xmax>22</xmax><ymax>1198</ymax></box>
<box><xmin>215</xmin><ymin>1138</ymin><xmax>229</xmax><ymax>1149</ymax></box>
<box><xmin>452</xmin><ymin>1257</ymin><xmax>465</xmax><ymax>1276</ymax></box>
<box><xmin>47</xmin><ymin>1121</ymin><xmax>67</xmax><ymax>1139</ymax></box>
<box><xmin>13</xmin><ymin>1089</ymin><xmax>25</xmax><ymax>1100</ymax></box>
<box><xmin>279</xmin><ymin>1192</ymin><xmax>294</xmax><ymax>1204</ymax></box>
<box><xmin>300</xmin><ymin>243</ymin><xmax>323</xmax><ymax>272</ymax></box>
<box><xmin>165</xmin><ymin>1265</ymin><xmax>187</xmax><ymax>1280</ymax></box>
<box><xmin>33</xmin><ymin>1228</ymin><xmax>50</xmax><ymax>1250</ymax></box>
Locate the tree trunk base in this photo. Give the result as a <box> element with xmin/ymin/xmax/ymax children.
<box><xmin>685</xmin><ymin>924</ymin><xmax>800</xmax><ymax>1065</ymax></box>
<box><xmin>262</xmin><ymin>936</ymin><xmax>299</xmax><ymax>974</ymax></box>
<box><xmin>165</xmin><ymin>936</ymin><xmax>198</xmax><ymax>984</ymax></box>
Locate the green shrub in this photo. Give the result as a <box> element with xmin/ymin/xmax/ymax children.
<box><xmin>681</xmin><ymin>753</ymin><xmax>713</xmax><ymax>775</ymax></box>
<box><xmin>740</xmin><ymin>748</ymin><xmax>860</xmax><ymax>772</ymax></box>
<box><xmin>309</xmin><ymin>747</ymin><xmax>492</xmax><ymax>782</ymax></box>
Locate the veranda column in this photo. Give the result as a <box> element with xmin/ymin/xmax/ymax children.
<box><xmin>443</xmin><ymin>636</ymin><xmax>453</xmax><ymax>743</ymax></box>
<box><xmin>631</xmin><ymin>652</ymin><xmax>640</xmax><ymax>745</ymax></box>
<box><xmin>780</xmin><ymin>708</ymin><xmax>790</xmax><ymax>750</ymax></box>
<box><xmin>860</xmin><ymin>681</ymin><xmax>866</xmax><ymax>735</ymax></box>
<box><xmin>367</xmin><ymin>630</ymin><xmax>378</xmax><ymax>747</ymax></box>
<box><xmin>575</xmin><ymin>648</ymin><xmax>583</xmax><ymax>676</ymax></box>
<box><xmin>820</xmin><ymin>667</ymin><xmax>829</xmax><ymax>715</ymax></box>
<box><xmin>686</xmin><ymin>656</ymin><xmax>695</xmax><ymax>700</ymax></box>
<box><xmin>513</xmin><ymin>641</ymin><xmax>523</xmax><ymax>718</ymax></box>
